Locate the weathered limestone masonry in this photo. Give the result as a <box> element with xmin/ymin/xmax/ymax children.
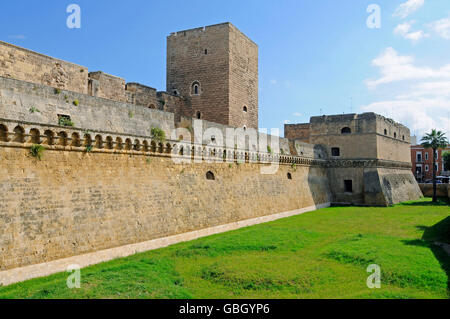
<box><xmin>286</xmin><ymin>113</ymin><xmax>422</xmax><ymax>206</ymax></box>
<box><xmin>167</xmin><ymin>23</ymin><xmax>258</xmax><ymax>129</ymax></box>
<box><xmin>0</xmin><ymin>143</ymin><xmax>331</xmax><ymax>274</ymax></box>
<box><xmin>0</xmin><ymin>41</ymin><xmax>88</xmax><ymax>94</ymax></box>
<box><xmin>0</xmin><ymin>22</ymin><xmax>423</xmax><ymax>285</ymax></box>
<box><xmin>419</xmin><ymin>184</ymin><xmax>450</xmax><ymax>199</ymax></box>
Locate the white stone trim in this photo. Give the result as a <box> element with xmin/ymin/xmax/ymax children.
<box><xmin>0</xmin><ymin>202</ymin><xmax>330</xmax><ymax>287</ymax></box>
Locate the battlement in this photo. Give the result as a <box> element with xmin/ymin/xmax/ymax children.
<box><xmin>168</xmin><ymin>22</ymin><xmax>257</xmax><ymax>46</ymax></box>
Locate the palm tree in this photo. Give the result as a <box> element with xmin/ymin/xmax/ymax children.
<box><xmin>421</xmin><ymin>129</ymin><xmax>449</xmax><ymax>202</ymax></box>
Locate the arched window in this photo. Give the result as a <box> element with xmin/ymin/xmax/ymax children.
<box><xmin>106</xmin><ymin>136</ymin><xmax>114</xmax><ymax>149</ymax></box>
<box><xmin>125</xmin><ymin>139</ymin><xmax>132</xmax><ymax>150</ymax></box>
<box><xmin>58</xmin><ymin>132</ymin><xmax>68</xmax><ymax>146</ymax></box>
<box><xmin>29</xmin><ymin>129</ymin><xmax>41</xmax><ymax>144</ymax></box>
<box><xmin>44</xmin><ymin>130</ymin><xmax>55</xmax><ymax>145</ymax></box>
<box><xmin>148</xmin><ymin>104</ymin><xmax>156</xmax><ymax>109</ymax></box>
<box><xmin>95</xmin><ymin>135</ymin><xmax>103</xmax><ymax>149</ymax></box>
<box><xmin>115</xmin><ymin>137</ymin><xmax>123</xmax><ymax>150</ymax></box>
<box><xmin>341</xmin><ymin>127</ymin><xmax>351</xmax><ymax>134</ymax></box>
<box><xmin>71</xmin><ymin>133</ymin><xmax>81</xmax><ymax>147</ymax></box>
<box><xmin>243</xmin><ymin>106</ymin><xmax>248</xmax><ymax>113</ymax></box>
<box><xmin>287</xmin><ymin>173</ymin><xmax>292</xmax><ymax>180</ymax></box>
<box><xmin>0</xmin><ymin>124</ymin><xmax>8</xmax><ymax>142</ymax></box>
<box><xmin>384</xmin><ymin>129</ymin><xmax>387</xmax><ymax>135</ymax></box>
<box><xmin>196</xmin><ymin>111</ymin><xmax>202</xmax><ymax>119</ymax></box>
<box><xmin>191</xmin><ymin>81</ymin><xmax>201</xmax><ymax>95</ymax></box>
<box><xmin>206</xmin><ymin>171</ymin><xmax>215</xmax><ymax>180</ymax></box>
<box><xmin>13</xmin><ymin>126</ymin><xmax>25</xmax><ymax>143</ymax></box>
<box><xmin>394</xmin><ymin>132</ymin><xmax>397</xmax><ymax>138</ymax></box>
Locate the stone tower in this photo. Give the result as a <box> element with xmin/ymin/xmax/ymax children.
<box><xmin>167</xmin><ymin>22</ymin><xmax>258</xmax><ymax>129</ymax></box>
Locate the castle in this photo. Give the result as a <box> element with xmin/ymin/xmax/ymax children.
<box><xmin>0</xmin><ymin>23</ymin><xmax>422</xmax><ymax>285</ymax></box>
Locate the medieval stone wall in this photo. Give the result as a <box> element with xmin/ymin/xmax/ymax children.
<box><xmin>0</xmin><ymin>145</ymin><xmax>331</xmax><ymax>271</ymax></box>
<box><xmin>88</xmin><ymin>71</ymin><xmax>127</xmax><ymax>103</ymax></box>
<box><xmin>167</xmin><ymin>23</ymin><xmax>258</xmax><ymax>130</ymax></box>
<box><xmin>228</xmin><ymin>23</ymin><xmax>258</xmax><ymax>130</ymax></box>
<box><xmin>284</xmin><ymin>123</ymin><xmax>311</xmax><ymax>142</ymax></box>
<box><xmin>0</xmin><ymin>41</ymin><xmax>88</xmax><ymax>94</ymax></box>
<box><xmin>0</xmin><ymin>76</ymin><xmax>176</xmax><ymax>138</ymax></box>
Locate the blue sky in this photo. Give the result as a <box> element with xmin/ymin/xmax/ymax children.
<box><xmin>1</xmin><ymin>0</ymin><xmax>450</xmax><ymax>138</ymax></box>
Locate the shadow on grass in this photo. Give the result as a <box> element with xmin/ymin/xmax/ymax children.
<box><xmin>400</xmin><ymin>198</ymin><xmax>450</xmax><ymax>206</ymax></box>
<box><xmin>407</xmin><ymin>217</ymin><xmax>450</xmax><ymax>293</ymax></box>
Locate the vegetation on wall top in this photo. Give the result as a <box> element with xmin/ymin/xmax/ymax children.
<box><xmin>151</xmin><ymin>127</ymin><xmax>166</xmax><ymax>143</ymax></box>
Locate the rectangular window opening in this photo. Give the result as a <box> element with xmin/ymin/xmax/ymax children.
<box><xmin>344</xmin><ymin>180</ymin><xmax>353</xmax><ymax>193</ymax></box>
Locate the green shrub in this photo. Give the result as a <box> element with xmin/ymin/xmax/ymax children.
<box><xmin>58</xmin><ymin>117</ymin><xmax>74</xmax><ymax>127</ymax></box>
<box><xmin>267</xmin><ymin>146</ymin><xmax>273</xmax><ymax>154</ymax></box>
<box><xmin>128</xmin><ymin>111</ymin><xmax>134</xmax><ymax>119</ymax></box>
<box><xmin>29</xmin><ymin>106</ymin><xmax>40</xmax><ymax>114</ymax></box>
<box><xmin>73</xmin><ymin>100</ymin><xmax>79</xmax><ymax>106</ymax></box>
<box><xmin>85</xmin><ymin>145</ymin><xmax>93</xmax><ymax>153</ymax></box>
<box><xmin>30</xmin><ymin>144</ymin><xmax>45</xmax><ymax>160</ymax></box>
<box><xmin>54</xmin><ymin>88</ymin><xmax>61</xmax><ymax>94</ymax></box>
<box><xmin>151</xmin><ymin>127</ymin><xmax>166</xmax><ymax>143</ymax></box>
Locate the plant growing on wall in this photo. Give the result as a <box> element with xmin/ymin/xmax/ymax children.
<box><xmin>58</xmin><ymin>117</ymin><xmax>74</xmax><ymax>127</ymax></box>
<box><xmin>54</xmin><ymin>88</ymin><xmax>61</xmax><ymax>94</ymax></box>
<box><xmin>129</xmin><ymin>111</ymin><xmax>134</xmax><ymax>119</ymax></box>
<box><xmin>29</xmin><ymin>106</ymin><xmax>40</xmax><ymax>114</ymax></box>
<box><xmin>291</xmin><ymin>163</ymin><xmax>297</xmax><ymax>171</ymax></box>
<box><xmin>73</xmin><ymin>100</ymin><xmax>79</xmax><ymax>106</ymax></box>
<box><xmin>85</xmin><ymin>145</ymin><xmax>93</xmax><ymax>153</ymax></box>
<box><xmin>267</xmin><ymin>146</ymin><xmax>273</xmax><ymax>154</ymax></box>
<box><xmin>30</xmin><ymin>144</ymin><xmax>45</xmax><ymax>160</ymax></box>
<box><xmin>151</xmin><ymin>127</ymin><xmax>166</xmax><ymax>143</ymax></box>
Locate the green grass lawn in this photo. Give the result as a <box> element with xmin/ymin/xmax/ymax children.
<box><xmin>0</xmin><ymin>198</ymin><xmax>449</xmax><ymax>299</ymax></box>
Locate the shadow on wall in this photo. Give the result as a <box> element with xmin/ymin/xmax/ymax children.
<box><xmin>405</xmin><ymin>216</ymin><xmax>450</xmax><ymax>292</ymax></box>
<box><xmin>306</xmin><ymin>165</ymin><xmax>333</xmax><ymax>206</ymax></box>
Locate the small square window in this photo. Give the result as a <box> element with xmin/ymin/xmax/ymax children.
<box><xmin>331</xmin><ymin>147</ymin><xmax>340</xmax><ymax>157</ymax></box>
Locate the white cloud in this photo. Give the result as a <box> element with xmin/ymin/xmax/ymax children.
<box><xmin>361</xmin><ymin>98</ymin><xmax>449</xmax><ymax>138</ymax></box>
<box><xmin>393</xmin><ymin>0</ymin><xmax>425</xmax><ymax>19</ymax></box>
<box><xmin>427</xmin><ymin>17</ymin><xmax>450</xmax><ymax>39</ymax></box>
<box><xmin>394</xmin><ymin>21</ymin><xmax>413</xmax><ymax>35</ymax></box>
<box><xmin>394</xmin><ymin>21</ymin><xmax>428</xmax><ymax>42</ymax></box>
<box><xmin>363</xmin><ymin>46</ymin><xmax>450</xmax><ymax>138</ymax></box>
<box><xmin>270</xmin><ymin>79</ymin><xmax>277</xmax><ymax>85</ymax></box>
<box><xmin>283</xmin><ymin>120</ymin><xmax>291</xmax><ymax>124</ymax></box>
<box><xmin>365</xmin><ymin>47</ymin><xmax>450</xmax><ymax>88</ymax></box>
<box><xmin>397</xmin><ymin>81</ymin><xmax>450</xmax><ymax>98</ymax></box>
<box><xmin>293</xmin><ymin>112</ymin><xmax>302</xmax><ymax>117</ymax></box>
